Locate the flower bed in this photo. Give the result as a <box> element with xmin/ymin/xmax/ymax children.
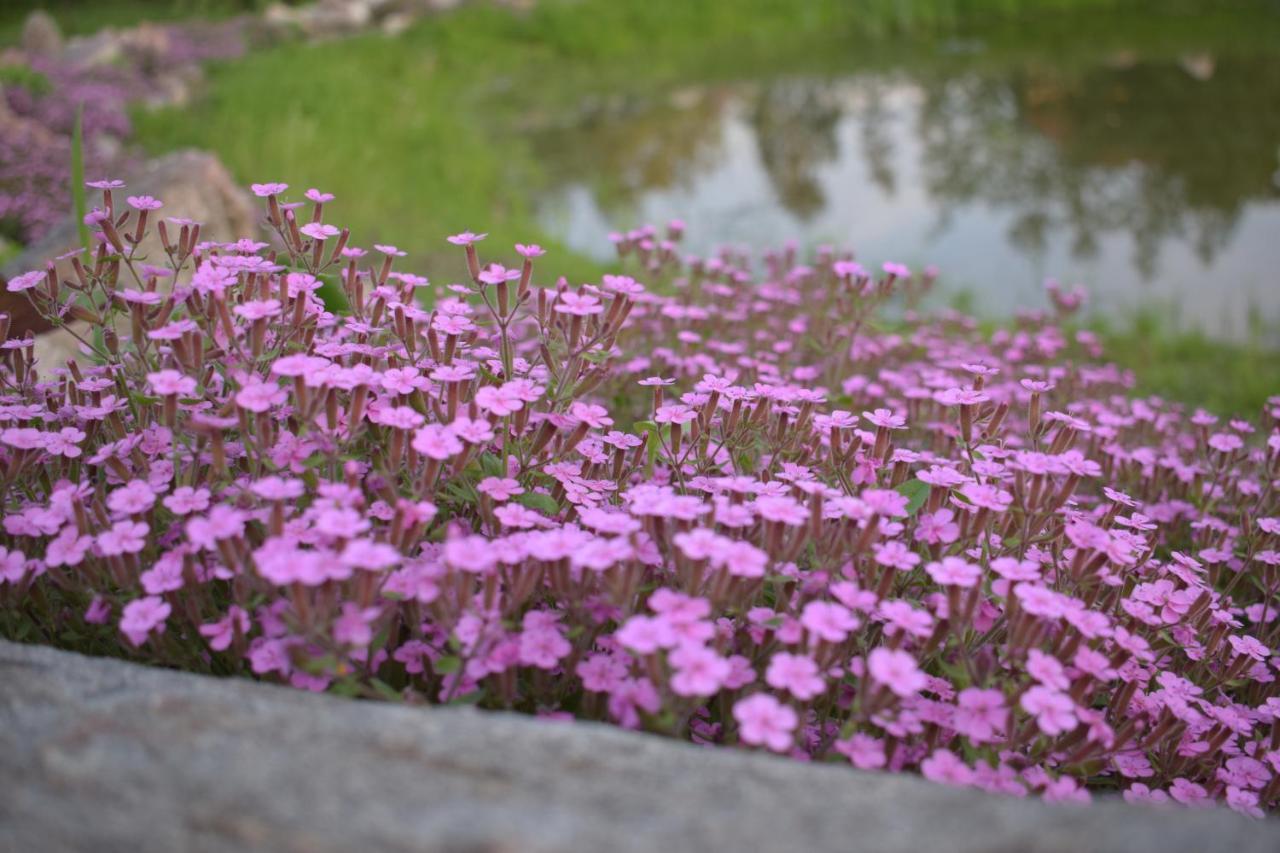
<box><xmin>1</xmin><ymin>181</ymin><xmax>1278</xmax><ymax>815</ymax></box>
<box><xmin>1</xmin><ymin>19</ymin><xmax>245</xmax><ymax>246</ymax></box>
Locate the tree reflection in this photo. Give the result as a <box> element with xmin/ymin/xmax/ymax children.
<box><xmin>531</xmin><ymin>39</ymin><xmax>1280</xmax><ymax>282</ymax></box>
<box><xmin>914</xmin><ymin>56</ymin><xmax>1280</xmax><ymax>277</ymax></box>
<box><xmin>747</xmin><ymin>80</ymin><xmax>842</xmax><ymax>220</ymax></box>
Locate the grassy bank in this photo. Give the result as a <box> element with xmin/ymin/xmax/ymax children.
<box><xmin>12</xmin><ymin>0</ymin><xmax>1273</xmax><ymax>414</ymax></box>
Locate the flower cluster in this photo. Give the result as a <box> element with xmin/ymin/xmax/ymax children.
<box><xmin>1</xmin><ymin>181</ymin><xmax>1278</xmax><ymax>817</ymax></box>
<box><xmin>0</xmin><ymin>20</ymin><xmax>245</xmax><ymax>245</ymax></box>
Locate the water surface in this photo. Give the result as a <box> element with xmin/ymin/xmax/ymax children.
<box><xmin>532</xmin><ymin>18</ymin><xmax>1280</xmax><ymax>341</ymax></box>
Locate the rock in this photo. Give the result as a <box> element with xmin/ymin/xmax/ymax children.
<box><xmin>1180</xmin><ymin>53</ymin><xmax>1216</xmax><ymax>82</ymax></box>
<box><xmin>20</xmin><ymin>11</ymin><xmax>63</xmax><ymax>57</ymax></box>
<box><xmin>0</xmin><ymin>150</ymin><xmax>259</xmax><ymax>369</ymax></box>
<box><xmin>1</xmin><ymin>640</ymin><xmax>1277</xmax><ymax>853</ymax></box>
<box><xmin>59</xmin><ymin>29</ymin><xmax>126</xmax><ymax>70</ymax></box>
<box><xmin>263</xmin><ymin>0</ymin><xmax>375</xmax><ymax>40</ymax></box>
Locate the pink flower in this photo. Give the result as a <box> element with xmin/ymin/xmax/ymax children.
<box><xmin>442</xmin><ymin>535</ymin><xmax>497</xmax><ymax>574</ymax></box>
<box><xmin>147</xmin><ymin>369</ymin><xmax>197</xmax><ymax>396</ymax></box>
<box><xmin>615</xmin><ymin>615</ymin><xmax>678</xmax><ymax>655</ymax></box>
<box><xmin>519</xmin><ymin>613</ymin><xmax>571</xmax><ymax>670</ymax></box>
<box><xmin>334</xmin><ymin>603</ymin><xmax>380</xmax><ymax>648</ymax></box>
<box><xmin>867</xmin><ymin>647</ymin><xmax>927</xmax><ymax>697</ymax></box>
<box><xmin>953</xmin><ymin>688</ymin><xmax>1007</xmax><ymax>743</ymax></box>
<box><xmin>200</xmin><ymin>606</ymin><xmax>250</xmax><ymax>651</ymax></box>
<box><xmin>733</xmin><ymin>693</ymin><xmax>797</xmax><ymax>752</ymax></box>
<box><xmin>569</xmin><ymin>402</ymin><xmax>613</xmax><ymax>430</ymax></box>
<box><xmin>959</xmin><ymin>482</ymin><xmax>1013</xmax><ymax>513</ymax></box>
<box><xmin>925</xmin><ymin>556</ymin><xmax>981</xmax><ymax>588</ymax></box>
<box><xmin>921</xmin><ymin>749</ymin><xmax>975</xmax><ymax>787</ymax></box>
<box><xmin>0</xmin><ymin>546</ymin><xmax>26</xmax><ymax>584</ymax></box>
<box><xmin>862</xmin><ymin>489</ymin><xmax>909</xmax><ymax>518</ymax></box>
<box><xmin>475</xmin><ymin>476</ymin><xmax>521</xmax><ymax>502</ymax></box>
<box><xmin>669</xmin><ymin>644</ymin><xmax>731</xmax><ymax>697</ymax></box>
<box><xmin>120</xmin><ymin>596</ymin><xmax>171</xmax><ymax>646</ymax></box>
<box><xmin>46</xmin><ymin>529</ymin><xmax>91</xmax><ymax>567</ymax></box>
<box><xmin>412</xmin><ymin>424</ymin><xmax>463</xmax><ymax>460</ymax></box>
<box><xmin>251</xmin><ymin>182</ymin><xmax>288</xmax><ymax>197</ymax></box>
<box><xmin>235</xmin><ymin>378</ymin><xmax>286</xmax><ymax>413</ymax></box>
<box><xmin>97</xmin><ymin>520</ymin><xmax>149</xmax><ymax>556</ymax></box>
<box><xmin>341</xmin><ymin>539</ymin><xmax>401</xmax><ymax>571</ymax></box>
<box><xmin>915</xmin><ymin>509</ymin><xmax>960</xmax><ymax>545</ymax></box>
<box><xmin>163</xmin><ymin>486</ymin><xmax>210</xmax><ymax>515</ymax></box>
<box><xmin>1026</xmin><ymin>649</ymin><xmax>1070</xmax><ymax>690</ymax></box>
<box><xmin>299</xmin><ymin>222</ymin><xmax>339</xmax><ymax>241</ymax></box>
<box><xmin>44</xmin><ymin>427</ymin><xmax>86</xmax><ymax>459</ymax></box>
<box><xmin>765</xmin><ymin>652</ymin><xmax>826</xmax><ymax>700</ymax></box>
<box><xmin>5</xmin><ymin>270</ymin><xmax>44</xmax><ymax>293</ymax></box>
<box><xmin>555</xmin><ymin>292</ymin><xmax>604</xmax><ymax>316</ymax></box>
<box><xmin>875</xmin><ymin>540</ymin><xmax>921</xmax><ymax>572</ymax></box>
<box><xmin>1019</xmin><ymin>686</ymin><xmax>1078</xmax><ymax>736</ymax></box>
<box><xmin>126</xmin><ymin>195</ymin><xmax>163</xmax><ymax>211</ymax></box>
<box><xmin>800</xmin><ymin>600</ymin><xmax>859</xmax><ymax>643</ymax></box>
<box><xmin>477</xmin><ymin>263</ymin><xmax>520</xmax><ymax>285</ymax></box>
<box><xmin>107</xmin><ymin>480</ymin><xmax>156</xmax><ymax>516</ymax></box>
<box><xmin>835</xmin><ymin>733</ymin><xmax>887</xmax><ymax>769</ymax></box>
<box><xmin>863</xmin><ymin>408</ymin><xmax>907</xmax><ymax>430</ymax></box>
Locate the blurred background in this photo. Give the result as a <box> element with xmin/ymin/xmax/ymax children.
<box><xmin>2</xmin><ymin>0</ymin><xmax>1278</xmax><ymax>408</ymax></box>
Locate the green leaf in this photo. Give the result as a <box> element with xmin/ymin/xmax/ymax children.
<box><xmin>446</xmin><ymin>690</ymin><xmax>484</xmax><ymax>706</ymax></box>
<box><xmin>369</xmin><ymin>678</ymin><xmax>403</xmax><ymax>702</ymax></box>
<box><xmin>478</xmin><ymin>453</ymin><xmax>506</xmax><ymax>478</ymax></box>
<box><xmin>444</xmin><ymin>479</ymin><xmax>479</xmax><ymax>506</ymax></box>
<box><xmin>516</xmin><ymin>491</ymin><xmax>559</xmax><ymax>515</ymax></box>
<box><xmin>71</xmin><ymin>103</ymin><xmax>89</xmax><ymax>256</ymax></box>
<box><xmin>635</xmin><ymin>420</ymin><xmax>664</xmax><ymax>472</ymax></box>
<box><xmin>895</xmin><ymin>478</ymin><xmax>931</xmax><ymax>516</ymax></box>
<box><xmin>314</xmin><ymin>274</ymin><xmax>351</xmax><ymax>314</ymax></box>
<box><xmin>329</xmin><ymin>679</ymin><xmax>361</xmax><ymax>697</ymax></box>
<box><xmin>434</xmin><ymin>655</ymin><xmax>461</xmax><ymax>674</ymax></box>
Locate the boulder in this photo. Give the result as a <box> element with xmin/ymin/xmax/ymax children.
<box><xmin>1</xmin><ymin>639</ymin><xmax>1277</xmax><ymax>853</ymax></box>
<box><xmin>0</xmin><ymin>150</ymin><xmax>259</xmax><ymax>369</ymax></box>
<box><xmin>19</xmin><ymin>10</ymin><xmax>63</xmax><ymax>57</ymax></box>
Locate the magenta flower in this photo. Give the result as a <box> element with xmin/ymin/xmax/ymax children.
<box><xmin>669</xmin><ymin>644</ymin><xmax>731</xmax><ymax>697</ymax></box>
<box><xmin>1020</xmin><ymin>686</ymin><xmax>1078</xmax><ymax>736</ymax></box>
<box><xmin>119</xmin><ymin>596</ymin><xmax>171</xmax><ymax>647</ymax></box>
<box><xmin>733</xmin><ymin>693</ymin><xmax>797</xmax><ymax>752</ymax></box>
<box><xmin>0</xmin><ymin>547</ymin><xmax>26</xmax><ymax>584</ymax></box>
<box><xmin>6</xmin><ymin>270</ymin><xmax>44</xmax><ymax>293</ymax></box>
<box><xmin>147</xmin><ymin>370</ymin><xmax>197</xmax><ymax>397</ymax></box>
<box><xmin>867</xmin><ymin>647</ymin><xmax>927</xmax><ymax>698</ymax></box>
<box><xmin>251</xmin><ymin>182</ymin><xmax>288</xmax><ymax>197</ymax></box>
<box><xmin>299</xmin><ymin>222</ymin><xmax>340</xmax><ymax>241</ymax></box>
<box><xmin>765</xmin><ymin>652</ymin><xmax>826</xmax><ymax>700</ymax></box>
<box><xmin>126</xmin><ymin>195</ymin><xmax>163</xmax><ymax>211</ymax></box>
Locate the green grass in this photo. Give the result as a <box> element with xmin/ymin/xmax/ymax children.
<box><xmin>0</xmin><ymin>0</ymin><xmax>272</xmax><ymax>44</ymax></box>
<box><xmin>115</xmin><ymin>0</ymin><xmax>1280</xmax><ymax>415</ymax></box>
<box><xmin>1098</xmin><ymin>318</ymin><xmax>1280</xmax><ymax>417</ymax></box>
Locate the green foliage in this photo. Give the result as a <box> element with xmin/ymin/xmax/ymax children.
<box><xmin>70</xmin><ymin>103</ymin><xmax>88</xmax><ymax>254</ymax></box>
<box><xmin>1096</xmin><ymin>315</ymin><xmax>1280</xmax><ymax>418</ymax></box>
<box><xmin>115</xmin><ymin>0</ymin><xmax>1280</xmax><ymax>416</ymax></box>
<box><xmin>895</xmin><ymin>479</ymin><xmax>932</xmax><ymax>516</ymax></box>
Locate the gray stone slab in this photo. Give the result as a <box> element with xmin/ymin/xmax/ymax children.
<box><xmin>1</xmin><ymin>639</ymin><xmax>1275</xmax><ymax>852</ymax></box>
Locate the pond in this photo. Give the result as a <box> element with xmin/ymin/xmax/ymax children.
<box><xmin>530</xmin><ymin>17</ymin><xmax>1280</xmax><ymax>342</ymax></box>
<box><xmin>126</xmin><ymin>1</ymin><xmax>1280</xmax><ymax>346</ymax></box>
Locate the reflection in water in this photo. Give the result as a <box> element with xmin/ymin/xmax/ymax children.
<box><xmin>534</xmin><ymin>52</ymin><xmax>1280</xmax><ymax>342</ymax></box>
